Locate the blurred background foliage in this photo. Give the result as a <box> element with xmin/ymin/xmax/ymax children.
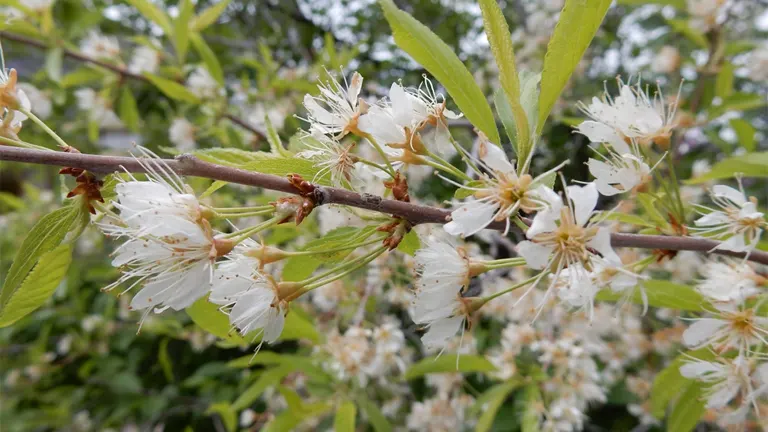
<box><xmin>0</xmin><ymin>0</ymin><xmax>766</xmax><ymax>431</ymax></box>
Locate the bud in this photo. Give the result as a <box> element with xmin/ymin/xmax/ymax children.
<box><xmin>213</xmin><ymin>236</ymin><xmax>236</xmax><ymax>257</ymax></box>
<box><xmin>276</xmin><ymin>281</ymin><xmax>305</xmax><ymax>302</ymax></box>
<box><xmin>244</xmin><ymin>244</ymin><xmax>289</xmax><ymax>264</ymax></box>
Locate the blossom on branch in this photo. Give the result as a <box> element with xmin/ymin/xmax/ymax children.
<box><xmin>692</xmin><ymin>184</ymin><xmax>766</xmax><ymax>253</ymax></box>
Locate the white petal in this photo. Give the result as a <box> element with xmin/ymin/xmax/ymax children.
<box><xmin>567</xmin><ymin>183</ymin><xmax>598</xmax><ymax>227</ymax></box>
<box><xmin>421</xmin><ymin>315</ymin><xmax>464</xmax><ymax>349</ymax></box>
<box><xmin>706</xmin><ymin>379</ymin><xmax>741</xmax><ymax>409</ymax></box>
<box><xmin>526</xmin><ymin>210</ymin><xmax>559</xmax><ymax>238</ymax></box>
<box><xmin>347</xmin><ymin>72</ymin><xmax>363</xmax><ymax>105</ymax></box>
<box><xmin>694</xmin><ymin>211</ymin><xmax>730</xmax><ymax>226</ymax></box>
<box><xmin>444</xmin><ymin>200</ymin><xmax>499</xmax><ymax>237</ymax></box>
<box><xmin>682</xmin><ymin>319</ymin><xmax>727</xmax><ymax>347</ymax></box>
<box><xmin>587</xmin><ymin>228</ymin><xmax>621</xmax><ymax>264</ymax></box>
<box><xmin>479</xmin><ymin>141</ymin><xmax>516</xmax><ymax>174</ymax></box>
<box><xmin>575</xmin><ymin>121</ymin><xmax>630</xmax><ymax>155</ymax></box>
<box><xmin>517</xmin><ymin>241</ymin><xmax>553</xmax><ymax>270</ymax></box>
<box><xmin>712</xmin><ymin>185</ymin><xmax>746</xmax><ymax>206</ymax></box>
<box><xmin>261</xmin><ymin>308</ymin><xmax>285</xmax><ymax>343</ymax></box>
<box><xmin>679</xmin><ymin>361</ymin><xmax>720</xmax><ymax>378</ymax></box>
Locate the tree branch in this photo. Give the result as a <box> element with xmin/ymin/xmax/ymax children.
<box><xmin>2</xmin><ymin>146</ymin><xmax>766</xmax><ymax>265</ymax></box>
<box><xmin>0</xmin><ymin>31</ymin><xmax>266</xmax><ymax>140</ymax></box>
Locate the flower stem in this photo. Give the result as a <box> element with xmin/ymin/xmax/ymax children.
<box><xmin>215</xmin><ymin>210</ymin><xmax>275</xmax><ymax>219</ymax></box>
<box><xmin>225</xmin><ymin>216</ymin><xmax>281</xmax><ymax>243</ymax></box>
<box><xmin>0</xmin><ymin>135</ymin><xmax>53</xmax><ymax>151</ymax></box>
<box><xmin>478</xmin><ymin>257</ymin><xmax>527</xmax><ymax>270</ymax></box>
<box><xmin>18</xmin><ymin>107</ymin><xmax>70</xmax><ymax>150</ymax></box>
<box><xmin>284</xmin><ymin>235</ymin><xmax>386</xmax><ymax>257</ymax></box>
<box><xmin>360</xmin><ymin>133</ymin><xmax>396</xmax><ymax>177</ymax></box>
<box><xmin>303</xmin><ymin>246</ymin><xmax>388</xmax><ymax>290</ymax></box>
<box><xmin>482</xmin><ymin>273</ymin><xmax>545</xmax><ymax>303</ymax></box>
<box><xmin>447</xmin><ymin>134</ymin><xmax>481</xmax><ymax>174</ymax></box>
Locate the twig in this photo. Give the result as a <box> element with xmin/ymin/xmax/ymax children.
<box><xmin>0</xmin><ymin>31</ymin><xmax>266</xmax><ymax>140</ymax></box>
<box><xmin>2</xmin><ymin>146</ymin><xmax>767</xmax><ymax>265</ymax></box>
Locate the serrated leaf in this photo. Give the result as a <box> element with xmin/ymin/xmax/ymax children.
<box><xmin>189</xmin><ymin>32</ymin><xmax>224</xmax><ymax>86</ymax></box>
<box><xmin>0</xmin><ymin>243</ymin><xmax>72</xmax><ymax>327</ymax></box>
<box><xmin>687</xmin><ymin>152</ymin><xmax>768</xmax><ymax>184</ymax></box>
<box><xmin>729</xmin><ymin>118</ymin><xmax>755</xmax><ymax>152</ymax></box>
<box><xmin>397</xmin><ymin>230</ymin><xmax>420</xmax><ymax>256</ymax></box>
<box><xmin>334</xmin><ymin>401</ymin><xmax>356</xmax><ymax>432</ymax></box>
<box><xmin>595</xmin><ymin>280</ymin><xmax>707</xmax><ymax>311</ymax></box>
<box><xmin>479</xmin><ymin>0</ymin><xmax>529</xmax><ymax>161</ymax></box>
<box><xmin>119</xmin><ymin>87</ymin><xmax>140</xmax><ymax>132</ymax></box>
<box><xmin>378</xmin><ymin>0</ymin><xmax>499</xmax><ymax>143</ymax></box>
<box><xmin>144</xmin><ymin>73</ymin><xmax>200</xmax><ymax>103</ymax></box>
<box><xmin>126</xmin><ymin>0</ymin><xmax>172</xmax><ymax>34</ymax></box>
<box><xmin>173</xmin><ymin>0</ymin><xmax>194</xmax><ymax>61</ymax></box>
<box><xmin>667</xmin><ymin>382</ymin><xmax>706</xmax><ymax>432</ymax></box>
<box><xmin>357</xmin><ymin>396</ymin><xmax>392</xmax><ymax>432</ymax></box>
<box><xmin>519</xmin><ymin>384</ymin><xmax>542</xmax><ymax>432</ymax></box>
<box><xmin>231</xmin><ymin>364</ymin><xmax>298</xmax><ymax>410</ymax></box>
<box><xmin>186</xmin><ymin>296</ymin><xmax>247</xmax><ymax>345</ymax></box>
<box><xmin>666</xmin><ymin>18</ymin><xmax>708</xmax><ymax>48</ymax></box>
<box><xmin>650</xmin><ymin>348</ymin><xmax>713</xmax><ymax>418</ymax></box>
<box><xmin>405</xmin><ymin>354</ymin><xmax>496</xmax><ymax>380</ymax></box>
<box><xmin>537</xmin><ymin>0</ymin><xmax>612</xmax><ymax>134</ymax></box>
<box><xmin>206</xmin><ymin>403</ymin><xmax>236</xmax><ymax>432</ymax></box>
<box><xmin>473</xmin><ymin>380</ymin><xmax>522</xmax><ymax>432</ymax></box>
<box><xmin>190</xmin><ymin>0</ymin><xmax>231</xmax><ymax>31</ymax></box>
<box><xmin>1</xmin><ymin>205</ymin><xmax>81</xmax><ymax>310</ymax></box>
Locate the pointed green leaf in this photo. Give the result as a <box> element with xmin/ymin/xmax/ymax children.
<box><xmin>173</xmin><ymin>0</ymin><xmax>194</xmax><ymax>61</ymax></box>
<box><xmin>378</xmin><ymin>0</ymin><xmax>499</xmax><ymax>143</ymax></box>
<box><xmin>405</xmin><ymin>354</ymin><xmax>496</xmax><ymax>380</ymax></box>
<box><xmin>667</xmin><ymin>382</ymin><xmax>706</xmax><ymax>432</ymax></box>
<box><xmin>473</xmin><ymin>379</ymin><xmax>522</xmax><ymax>432</ymax></box>
<box><xmin>45</xmin><ymin>47</ymin><xmax>63</xmax><ymax>82</ymax></box>
<box><xmin>666</xmin><ymin>18</ymin><xmax>708</xmax><ymax>48</ymax></box>
<box><xmin>119</xmin><ymin>87</ymin><xmax>140</xmax><ymax>132</ymax></box>
<box><xmin>595</xmin><ymin>280</ymin><xmax>707</xmax><ymax>311</ymax></box>
<box><xmin>479</xmin><ymin>0</ymin><xmax>529</xmax><ymax>160</ymax></box>
<box><xmin>651</xmin><ymin>348</ymin><xmax>713</xmax><ymax>418</ymax></box>
<box><xmin>190</xmin><ymin>0</ymin><xmax>231</xmax><ymax>31</ymax></box>
<box><xmin>186</xmin><ymin>296</ymin><xmax>247</xmax><ymax>345</ymax></box>
<box><xmin>397</xmin><ymin>230</ymin><xmax>420</xmax><ymax>256</ymax></box>
<box><xmin>687</xmin><ymin>152</ymin><xmax>768</xmax><ymax>184</ymax></box>
<box><xmin>729</xmin><ymin>118</ymin><xmax>755</xmax><ymax>152</ymax></box>
<box><xmin>334</xmin><ymin>401</ymin><xmax>357</xmax><ymax>432</ymax></box>
<box><xmin>190</xmin><ymin>33</ymin><xmax>224</xmax><ymax>86</ymax></box>
<box><xmin>144</xmin><ymin>73</ymin><xmax>200</xmax><ymax>103</ymax></box>
<box><xmin>537</xmin><ymin>0</ymin><xmax>612</xmax><ymax>134</ymax></box>
<box><xmin>206</xmin><ymin>403</ymin><xmax>236</xmax><ymax>432</ymax></box>
<box><xmin>519</xmin><ymin>384</ymin><xmax>543</xmax><ymax>432</ymax></box>
<box><xmin>0</xmin><ymin>243</ymin><xmax>72</xmax><ymax>327</ymax></box>
<box><xmin>125</xmin><ymin>0</ymin><xmax>172</xmax><ymax>34</ymax></box>
<box><xmin>357</xmin><ymin>396</ymin><xmax>392</xmax><ymax>432</ymax></box>
<box><xmin>232</xmin><ymin>364</ymin><xmax>297</xmax><ymax>410</ymax></box>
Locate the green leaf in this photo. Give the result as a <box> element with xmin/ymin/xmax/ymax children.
<box><xmin>479</xmin><ymin>0</ymin><xmax>529</xmax><ymax>159</ymax></box>
<box><xmin>494</xmin><ymin>89</ymin><xmax>518</xmax><ymax>148</ymax></box>
<box><xmin>189</xmin><ymin>33</ymin><xmax>224</xmax><ymax>86</ymax></box>
<box><xmin>397</xmin><ymin>230</ymin><xmax>420</xmax><ymax>256</ymax></box>
<box><xmin>666</xmin><ymin>18</ymin><xmax>708</xmax><ymax>48</ymax></box>
<box><xmin>595</xmin><ymin>280</ymin><xmax>707</xmax><ymax>311</ymax></box>
<box><xmin>60</xmin><ymin>67</ymin><xmax>105</xmax><ymax>88</ymax></box>
<box><xmin>404</xmin><ymin>354</ymin><xmax>496</xmax><ymax>380</ymax></box>
<box><xmin>1</xmin><ymin>205</ymin><xmax>81</xmax><ymax>311</ymax></box>
<box><xmin>232</xmin><ymin>364</ymin><xmax>298</xmax><ymax>410</ymax></box>
<box><xmin>357</xmin><ymin>396</ymin><xmax>392</xmax><ymax>432</ymax></box>
<box><xmin>158</xmin><ymin>338</ymin><xmax>174</xmax><ymax>382</ymax></box>
<box><xmin>261</xmin><ymin>402</ymin><xmax>333</xmax><ymax>432</ymax></box>
<box><xmin>473</xmin><ymin>380</ymin><xmax>521</xmax><ymax>432</ymax></box>
<box><xmin>0</xmin><ymin>244</ymin><xmax>72</xmax><ymax>327</ymax></box>
<box><xmin>378</xmin><ymin>0</ymin><xmax>499</xmax><ymax>143</ymax></box>
<box><xmin>281</xmin><ymin>255</ymin><xmax>322</xmax><ymax>282</ymax></box>
<box><xmin>616</xmin><ymin>0</ymin><xmax>686</xmax><ymax>8</ymax></box>
<box><xmin>334</xmin><ymin>401</ymin><xmax>357</xmax><ymax>432</ymax></box>
<box><xmin>454</xmin><ymin>180</ymin><xmax>486</xmax><ymax>199</ymax></box>
<box><xmin>650</xmin><ymin>348</ymin><xmax>713</xmax><ymax>418</ymax></box>
<box><xmin>265</xmin><ymin>114</ymin><xmax>290</xmax><ymax>157</ymax></box>
<box><xmin>144</xmin><ymin>73</ymin><xmax>200</xmax><ymax>103</ymax></box>
<box><xmin>194</xmin><ymin>149</ymin><xmax>333</xmax><ymax>186</ymax></box>
<box><xmin>729</xmin><ymin>118</ymin><xmax>756</xmax><ymax>152</ymax></box>
<box><xmin>708</xmin><ymin>92</ymin><xmax>767</xmax><ymax>119</ymax></box>
<box><xmin>200</xmin><ymin>180</ymin><xmax>228</xmax><ymax>199</ymax></box>
<box><xmin>537</xmin><ymin>0</ymin><xmax>612</xmax><ymax>134</ymax></box>
<box><xmin>687</xmin><ymin>152</ymin><xmax>768</xmax><ymax>184</ymax></box>
<box><xmin>118</xmin><ymin>87</ymin><xmax>140</xmax><ymax>132</ymax></box>
<box><xmin>281</xmin><ymin>309</ymin><xmax>321</xmax><ymax>343</ymax></box>
<box><xmin>45</xmin><ymin>48</ymin><xmax>63</xmax><ymax>82</ymax></box>
<box><xmin>206</xmin><ymin>403</ymin><xmax>236</xmax><ymax>432</ymax></box>
<box><xmin>597</xmin><ymin>211</ymin><xmax>657</xmax><ymax>228</ymax></box>
<box><xmin>173</xmin><ymin>0</ymin><xmax>194</xmax><ymax>61</ymax></box>
<box><xmin>519</xmin><ymin>384</ymin><xmax>543</xmax><ymax>432</ymax></box>
<box><xmin>715</xmin><ymin>62</ymin><xmax>734</xmax><ymax>99</ymax></box>
<box><xmin>226</xmin><ymin>352</ymin><xmax>332</xmax><ymax>384</ymax></box>
<box><xmin>186</xmin><ymin>296</ymin><xmax>247</xmax><ymax>345</ymax></box>
<box><xmin>126</xmin><ymin>0</ymin><xmax>172</xmax><ymax>34</ymax></box>
<box><xmin>190</xmin><ymin>0</ymin><xmax>231</xmax><ymax>31</ymax></box>
<box><xmin>667</xmin><ymin>382</ymin><xmax>706</xmax><ymax>432</ymax></box>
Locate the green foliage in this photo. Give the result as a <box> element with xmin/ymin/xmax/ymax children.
<box><xmin>118</xmin><ymin>87</ymin><xmax>141</xmax><ymax>132</ymax></box>
<box><xmin>191</xmin><ymin>0</ymin><xmax>232</xmax><ymax>32</ymax></box>
<box><xmin>519</xmin><ymin>384</ymin><xmax>543</xmax><ymax>432</ymax></box>
<box><xmin>397</xmin><ymin>230</ymin><xmax>420</xmax><ymax>256</ymax></box>
<box><xmin>186</xmin><ymin>296</ymin><xmax>248</xmax><ymax>346</ymax></box>
<box><xmin>650</xmin><ymin>348</ymin><xmax>713</xmax><ymax>418</ymax></box>
<box><xmin>334</xmin><ymin>401</ymin><xmax>357</xmax><ymax>432</ymax></box>
<box><xmin>537</xmin><ymin>0</ymin><xmax>612</xmax><ymax>134</ymax></box>
<box><xmin>125</xmin><ymin>0</ymin><xmax>172</xmax><ymax>34</ymax></box>
<box><xmin>595</xmin><ymin>280</ymin><xmax>708</xmax><ymax>311</ymax></box>
<box><xmin>206</xmin><ymin>403</ymin><xmax>237</xmax><ymax>432</ymax></box>
<box><xmin>357</xmin><ymin>396</ymin><xmax>393</xmax><ymax>432</ymax></box>
<box><xmin>404</xmin><ymin>354</ymin><xmax>496</xmax><ymax>380</ymax></box>
<box><xmin>194</xmin><ymin>148</ymin><xmax>333</xmax><ymax>185</ymax></box>
<box><xmin>666</xmin><ymin>19</ymin><xmax>708</xmax><ymax>48</ymax></box>
<box><xmin>144</xmin><ymin>73</ymin><xmax>201</xmax><ymax>103</ymax></box>
<box><xmin>190</xmin><ymin>33</ymin><xmax>224</xmax><ymax>86</ymax></box>
<box><xmin>379</xmin><ymin>0</ymin><xmax>500</xmax><ymax>144</ymax></box>
<box><xmin>232</xmin><ymin>364</ymin><xmax>298</xmax><ymax>410</ymax></box>
<box><xmin>472</xmin><ymin>379</ymin><xmax>522</xmax><ymax>432</ymax></box>
<box><xmin>667</xmin><ymin>382</ymin><xmax>707</xmax><ymax>432</ymax></box>
<box><xmin>687</xmin><ymin>152</ymin><xmax>768</xmax><ymax>183</ymax></box>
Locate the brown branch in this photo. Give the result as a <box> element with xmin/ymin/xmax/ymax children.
<box><xmin>0</xmin><ymin>31</ymin><xmax>266</xmax><ymax>140</ymax></box>
<box><xmin>2</xmin><ymin>146</ymin><xmax>767</xmax><ymax>265</ymax></box>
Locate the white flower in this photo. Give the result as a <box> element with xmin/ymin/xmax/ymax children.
<box><xmin>696</xmin><ymin>259</ymin><xmax>762</xmax><ymax>302</ymax></box>
<box><xmin>692</xmin><ymin>184</ymin><xmax>765</xmax><ymax>253</ymax></box>
<box><xmin>128</xmin><ymin>44</ymin><xmax>161</xmax><ymax>75</ymax></box>
<box><xmin>80</xmin><ymin>31</ymin><xmax>120</xmax><ymax>60</ymax></box>
<box><xmin>686</xmin><ymin>0</ymin><xmax>725</xmax><ymax>32</ymax></box>
<box><xmin>239</xmin><ymin>409</ymin><xmax>256</xmax><ymax>428</ymax></box>
<box><xmin>747</xmin><ymin>45</ymin><xmax>768</xmax><ymax>83</ymax></box>
<box><xmin>445</xmin><ymin>139</ymin><xmax>565</xmax><ymax>237</ymax></box>
<box><xmin>169</xmin><ymin>118</ymin><xmax>196</xmax><ymax>151</ymax></box>
<box><xmin>576</xmin><ymin>78</ymin><xmax>679</xmax><ymax>147</ymax></box>
<box><xmin>244</xmin><ymin>102</ymin><xmax>288</xmax><ymax>137</ymax></box>
<box><xmin>188</xmin><ymin>66</ymin><xmax>223</xmax><ymax>100</ymax></box>
<box><xmin>683</xmin><ymin>301</ymin><xmax>768</xmax><ymax>355</ymax></box>
<box><xmin>0</xmin><ymin>68</ymin><xmax>29</xmax><ymax>139</ymax></box>
<box><xmin>586</xmin><ymin>139</ymin><xmax>652</xmax><ymax>196</ymax></box>
<box><xmin>651</xmin><ymin>46</ymin><xmax>682</xmax><ymax>74</ymax></box>
<box><xmin>406</xmin><ymin>395</ymin><xmax>474</xmax><ymax>431</ymax></box>
<box><xmin>99</xmin><ymin>149</ymin><xmax>227</xmax><ymax>321</ymax></box>
<box><xmin>411</xmin><ymin>293</ymin><xmax>471</xmax><ymax>350</ymax></box>
<box><xmin>296</xmin><ymin>133</ymin><xmax>357</xmax><ymax>186</ymax></box>
<box><xmin>18</xmin><ymin>83</ymin><xmax>51</xmax><ymax>119</ymax></box>
<box><xmin>680</xmin><ymin>356</ymin><xmax>767</xmax><ymax>411</ymax></box>
<box><xmin>74</xmin><ymin>88</ymin><xmax>123</xmax><ymax>128</ymax></box>
<box><xmin>302</xmin><ymin>71</ymin><xmax>365</xmax><ymax>137</ymax></box>
<box><xmin>554</xmin><ymin>260</ymin><xmax>640</xmax><ymax>318</ymax></box>
<box><xmin>413</xmin><ymin>240</ymin><xmax>472</xmax><ymax>310</ymax></box>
